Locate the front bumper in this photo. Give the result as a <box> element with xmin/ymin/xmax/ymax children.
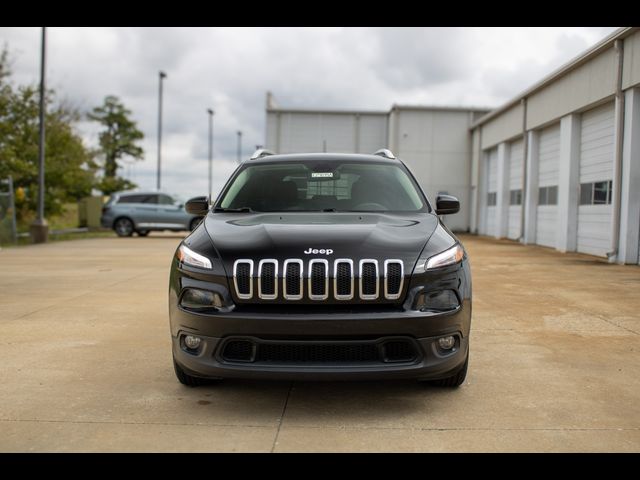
<box><xmin>170</xmin><ymin>300</ymin><xmax>471</xmax><ymax>381</ymax></box>
<box><xmin>173</xmin><ymin>331</ymin><xmax>469</xmax><ymax>382</ymax></box>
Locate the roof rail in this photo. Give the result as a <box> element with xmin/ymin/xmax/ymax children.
<box><xmin>372</xmin><ymin>148</ymin><xmax>396</xmax><ymax>159</ymax></box>
<box><xmin>250</xmin><ymin>148</ymin><xmax>276</xmax><ymax>160</ymax></box>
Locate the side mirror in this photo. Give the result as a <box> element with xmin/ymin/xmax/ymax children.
<box><xmin>185</xmin><ymin>196</ymin><xmax>209</xmax><ymax>216</ymax></box>
<box><xmin>435</xmin><ymin>194</ymin><xmax>460</xmax><ymax>215</ymax></box>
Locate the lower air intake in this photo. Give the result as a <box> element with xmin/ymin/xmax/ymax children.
<box><xmin>257</xmin><ymin>343</ymin><xmax>379</xmax><ymax>363</ymax></box>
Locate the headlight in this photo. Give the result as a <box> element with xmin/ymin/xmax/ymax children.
<box><xmin>414</xmin><ymin>244</ymin><xmax>464</xmax><ymax>272</ymax></box>
<box><xmin>177</xmin><ymin>244</ymin><xmax>212</xmax><ymax>269</ymax></box>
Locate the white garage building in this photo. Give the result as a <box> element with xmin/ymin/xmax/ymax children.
<box><xmin>471</xmin><ymin>26</ymin><xmax>640</xmax><ymax>264</ymax></box>
<box><xmin>263</xmin><ymin>27</ymin><xmax>640</xmax><ymax>264</ymax></box>
<box><xmin>264</xmin><ymin>98</ymin><xmax>488</xmax><ymax>231</ymax></box>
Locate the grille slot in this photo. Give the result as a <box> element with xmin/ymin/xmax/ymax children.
<box><xmin>222</xmin><ymin>340</ymin><xmax>255</xmax><ymax>362</ymax></box>
<box><xmin>359</xmin><ymin>259</ymin><xmax>379</xmax><ymax>300</ymax></box>
<box><xmin>233</xmin><ymin>260</ymin><xmax>253</xmax><ymax>299</ymax></box>
<box><xmin>258</xmin><ymin>259</ymin><xmax>278</xmax><ymax>299</ymax></box>
<box><xmin>283</xmin><ymin>259</ymin><xmax>303</xmax><ymax>300</ymax></box>
<box><xmin>334</xmin><ymin>259</ymin><xmax>354</xmax><ymax>300</ymax></box>
<box><xmin>308</xmin><ymin>259</ymin><xmax>329</xmax><ymax>300</ymax></box>
<box><xmin>383</xmin><ymin>340</ymin><xmax>417</xmax><ymax>362</ymax></box>
<box><xmin>384</xmin><ymin>260</ymin><xmax>404</xmax><ymax>300</ymax></box>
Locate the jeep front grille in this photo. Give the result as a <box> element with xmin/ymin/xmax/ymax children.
<box><xmin>232</xmin><ymin>258</ymin><xmax>404</xmax><ymax>302</ymax></box>
<box><xmin>359</xmin><ymin>259</ymin><xmax>379</xmax><ymax>300</ymax></box>
<box><xmin>334</xmin><ymin>259</ymin><xmax>354</xmax><ymax>300</ymax></box>
<box><xmin>283</xmin><ymin>259</ymin><xmax>303</xmax><ymax>300</ymax></box>
<box><xmin>233</xmin><ymin>260</ymin><xmax>253</xmax><ymax>299</ymax></box>
<box><xmin>258</xmin><ymin>259</ymin><xmax>278</xmax><ymax>299</ymax></box>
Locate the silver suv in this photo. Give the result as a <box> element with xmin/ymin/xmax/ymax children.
<box><xmin>101</xmin><ymin>191</ymin><xmax>202</xmax><ymax>237</ymax></box>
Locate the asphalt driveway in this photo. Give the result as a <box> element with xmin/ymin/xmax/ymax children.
<box><xmin>0</xmin><ymin>234</ymin><xmax>638</xmax><ymax>452</ymax></box>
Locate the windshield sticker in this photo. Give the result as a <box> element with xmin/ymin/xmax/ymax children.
<box><xmin>311</xmin><ymin>172</ymin><xmax>334</xmax><ymax>178</ymax></box>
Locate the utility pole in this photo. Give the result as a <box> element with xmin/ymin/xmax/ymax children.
<box><xmin>157</xmin><ymin>71</ymin><xmax>167</xmax><ymax>191</ymax></box>
<box><xmin>207</xmin><ymin>109</ymin><xmax>214</xmax><ymax>200</ymax></box>
<box><xmin>237</xmin><ymin>130</ymin><xmax>242</xmax><ymax>163</ymax></box>
<box><xmin>30</xmin><ymin>26</ymin><xmax>48</xmax><ymax>243</ymax></box>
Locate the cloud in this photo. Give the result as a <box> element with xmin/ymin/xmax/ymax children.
<box><xmin>0</xmin><ymin>26</ymin><xmax>619</xmax><ymax>200</ymax></box>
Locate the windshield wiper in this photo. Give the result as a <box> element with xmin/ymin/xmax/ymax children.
<box><xmin>213</xmin><ymin>207</ymin><xmax>255</xmax><ymax>213</ymax></box>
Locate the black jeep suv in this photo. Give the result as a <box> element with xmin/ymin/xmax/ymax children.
<box><xmin>169</xmin><ymin>150</ymin><xmax>471</xmax><ymax>387</ymax></box>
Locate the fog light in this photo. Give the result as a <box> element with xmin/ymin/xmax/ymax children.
<box><xmin>438</xmin><ymin>336</ymin><xmax>456</xmax><ymax>350</ymax></box>
<box><xmin>184</xmin><ymin>335</ymin><xmax>201</xmax><ymax>350</ymax></box>
<box><xmin>414</xmin><ymin>290</ymin><xmax>460</xmax><ymax>312</ymax></box>
<box><xmin>180</xmin><ymin>288</ymin><xmax>223</xmax><ymax>310</ymax></box>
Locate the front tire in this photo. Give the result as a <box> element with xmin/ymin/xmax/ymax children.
<box><xmin>428</xmin><ymin>354</ymin><xmax>468</xmax><ymax>388</ymax></box>
<box><xmin>114</xmin><ymin>217</ymin><xmax>134</xmax><ymax>237</ymax></box>
<box><xmin>173</xmin><ymin>358</ymin><xmax>218</xmax><ymax>387</ymax></box>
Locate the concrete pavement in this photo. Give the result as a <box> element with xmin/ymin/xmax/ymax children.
<box><xmin>0</xmin><ymin>233</ymin><xmax>638</xmax><ymax>452</ymax></box>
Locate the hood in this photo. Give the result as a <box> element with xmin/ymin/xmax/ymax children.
<box><xmin>204</xmin><ymin>212</ymin><xmax>439</xmax><ymax>273</ymax></box>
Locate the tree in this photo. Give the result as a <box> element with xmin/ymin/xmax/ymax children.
<box><xmin>88</xmin><ymin>96</ymin><xmax>144</xmax><ymax>194</ymax></box>
<box><xmin>0</xmin><ymin>47</ymin><xmax>97</xmax><ymax>221</ymax></box>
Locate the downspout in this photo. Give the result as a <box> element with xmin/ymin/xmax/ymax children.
<box><xmin>520</xmin><ymin>97</ymin><xmax>528</xmax><ymax>242</ymax></box>
<box><xmin>467</xmin><ymin>111</ymin><xmax>474</xmax><ymax>233</ymax></box>
<box><xmin>474</xmin><ymin>126</ymin><xmax>483</xmax><ymax>233</ymax></box>
<box><xmin>607</xmin><ymin>39</ymin><xmax>625</xmax><ymax>262</ymax></box>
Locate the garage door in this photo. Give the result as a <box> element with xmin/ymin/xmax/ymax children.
<box><xmin>485</xmin><ymin>147</ymin><xmax>498</xmax><ymax>237</ymax></box>
<box><xmin>577</xmin><ymin>102</ymin><xmax>615</xmax><ymax>257</ymax></box>
<box><xmin>507</xmin><ymin>138</ymin><xmax>524</xmax><ymax>240</ymax></box>
<box><xmin>536</xmin><ymin>123</ymin><xmax>560</xmax><ymax>248</ymax></box>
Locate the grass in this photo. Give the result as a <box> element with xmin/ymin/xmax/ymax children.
<box><xmin>1</xmin><ymin>202</ymin><xmax>115</xmax><ymax>248</ymax></box>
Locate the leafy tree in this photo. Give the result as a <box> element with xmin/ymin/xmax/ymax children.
<box><xmin>88</xmin><ymin>95</ymin><xmax>144</xmax><ymax>194</ymax></box>
<box><xmin>0</xmin><ymin>45</ymin><xmax>10</xmax><ymax>82</ymax></box>
<box><xmin>94</xmin><ymin>176</ymin><xmax>136</xmax><ymax>195</ymax></box>
<box><xmin>0</xmin><ymin>47</ymin><xmax>97</xmax><ymax>221</ymax></box>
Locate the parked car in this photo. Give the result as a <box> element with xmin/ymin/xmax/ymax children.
<box><xmin>169</xmin><ymin>149</ymin><xmax>472</xmax><ymax>387</ymax></box>
<box><xmin>101</xmin><ymin>191</ymin><xmax>202</xmax><ymax>237</ymax></box>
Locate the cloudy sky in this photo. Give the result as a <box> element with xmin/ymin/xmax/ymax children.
<box><xmin>0</xmin><ymin>27</ymin><xmax>618</xmax><ymax>200</ymax></box>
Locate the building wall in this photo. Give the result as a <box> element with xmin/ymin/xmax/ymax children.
<box><xmin>481</xmin><ymin>103</ymin><xmax>524</xmax><ymax>149</ymax></box>
<box><xmin>392</xmin><ymin>108</ymin><xmax>479</xmax><ymax>232</ymax></box>
<box><xmin>266</xmin><ymin>111</ymin><xmax>389</xmax><ymax>154</ymax></box>
<box><xmin>472</xmin><ymin>27</ymin><xmax>640</xmax><ymax>264</ymax></box>
<box><xmin>266</xmin><ymin>106</ymin><xmax>485</xmax><ymax>232</ymax></box>
<box><xmin>526</xmin><ymin>49</ymin><xmax>618</xmax><ymax>130</ymax></box>
<box><xmin>623</xmin><ymin>30</ymin><xmax>640</xmax><ymax>90</ymax></box>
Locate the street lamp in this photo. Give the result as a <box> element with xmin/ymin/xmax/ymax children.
<box><xmin>237</xmin><ymin>130</ymin><xmax>242</xmax><ymax>163</ymax></box>
<box><xmin>157</xmin><ymin>71</ymin><xmax>167</xmax><ymax>191</ymax></box>
<box><xmin>207</xmin><ymin>109</ymin><xmax>214</xmax><ymax>201</ymax></box>
<box><xmin>30</xmin><ymin>26</ymin><xmax>48</xmax><ymax>244</ymax></box>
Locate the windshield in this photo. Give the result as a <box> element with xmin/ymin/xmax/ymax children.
<box><xmin>216</xmin><ymin>161</ymin><xmax>428</xmax><ymax>212</ymax></box>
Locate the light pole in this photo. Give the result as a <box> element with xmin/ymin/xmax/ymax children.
<box><xmin>30</xmin><ymin>26</ymin><xmax>48</xmax><ymax>244</ymax></box>
<box><xmin>207</xmin><ymin>109</ymin><xmax>214</xmax><ymax>200</ymax></box>
<box><xmin>236</xmin><ymin>130</ymin><xmax>242</xmax><ymax>163</ymax></box>
<box><xmin>157</xmin><ymin>71</ymin><xmax>167</xmax><ymax>191</ymax></box>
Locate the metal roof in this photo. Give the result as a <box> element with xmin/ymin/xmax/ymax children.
<box><xmin>391</xmin><ymin>104</ymin><xmax>491</xmax><ymax>113</ymax></box>
<box><xmin>267</xmin><ymin>105</ymin><xmax>490</xmax><ymax>116</ymax></box>
<box><xmin>266</xmin><ymin>107</ymin><xmax>389</xmax><ymax>115</ymax></box>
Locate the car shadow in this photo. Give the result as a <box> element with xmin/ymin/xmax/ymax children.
<box><xmin>186</xmin><ymin>377</ymin><xmax>459</xmax><ymax>423</ymax></box>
